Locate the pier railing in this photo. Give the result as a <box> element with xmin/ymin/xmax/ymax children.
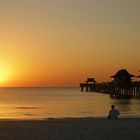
<box><xmin>80</xmin><ymin>81</ymin><xmax>140</xmax><ymax>99</ymax></box>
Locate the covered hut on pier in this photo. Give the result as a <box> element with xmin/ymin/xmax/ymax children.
<box><xmin>80</xmin><ymin>78</ymin><xmax>96</xmax><ymax>92</ymax></box>
<box><xmin>110</xmin><ymin>69</ymin><xmax>135</xmax><ymax>98</ymax></box>
<box><xmin>111</xmin><ymin>69</ymin><xmax>134</xmax><ymax>87</ymax></box>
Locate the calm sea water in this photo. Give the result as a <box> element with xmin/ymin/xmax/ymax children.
<box><xmin>0</xmin><ymin>87</ymin><xmax>140</xmax><ymax>120</ymax></box>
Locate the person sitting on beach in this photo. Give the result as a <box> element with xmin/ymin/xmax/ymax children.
<box><xmin>108</xmin><ymin>105</ymin><xmax>120</xmax><ymax>119</ymax></box>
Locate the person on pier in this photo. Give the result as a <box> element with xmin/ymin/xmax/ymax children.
<box><xmin>108</xmin><ymin>105</ymin><xmax>120</xmax><ymax>119</ymax></box>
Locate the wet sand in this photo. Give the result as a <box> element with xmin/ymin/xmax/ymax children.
<box><xmin>0</xmin><ymin>118</ymin><xmax>140</xmax><ymax>140</ymax></box>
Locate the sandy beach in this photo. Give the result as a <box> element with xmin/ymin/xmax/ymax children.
<box><xmin>0</xmin><ymin>118</ymin><xmax>140</xmax><ymax>140</ymax></box>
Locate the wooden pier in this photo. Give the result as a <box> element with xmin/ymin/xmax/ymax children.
<box><xmin>80</xmin><ymin>78</ymin><xmax>96</xmax><ymax>92</ymax></box>
<box><xmin>80</xmin><ymin>69</ymin><xmax>140</xmax><ymax>99</ymax></box>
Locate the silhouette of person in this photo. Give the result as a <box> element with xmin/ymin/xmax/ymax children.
<box><xmin>108</xmin><ymin>105</ymin><xmax>120</xmax><ymax>119</ymax></box>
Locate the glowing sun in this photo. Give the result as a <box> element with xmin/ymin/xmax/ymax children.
<box><xmin>0</xmin><ymin>66</ymin><xmax>11</xmax><ymax>85</ymax></box>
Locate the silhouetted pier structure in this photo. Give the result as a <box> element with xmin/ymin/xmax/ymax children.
<box><xmin>80</xmin><ymin>69</ymin><xmax>140</xmax><ymax>99</ymax></box>
<box><xmin>80</xmin><ymin>78</ymin><xmax>96</xmax><ymax>92</ymax></box>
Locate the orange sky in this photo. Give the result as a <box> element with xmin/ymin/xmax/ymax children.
<box><xmin>0</xmin><ymin>0</ymin><xmax>140</xmax><ymax>87</ymax></box>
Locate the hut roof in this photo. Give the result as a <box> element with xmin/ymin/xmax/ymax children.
<box><xmin>111</xmin><ymin>69</ymin><xmax>135</xmax><ymax>78</ymax></box>
<box><xmin>85</xmin><ymin>78</ymin><xmax>96</xmax><ymax>83</ymax></box>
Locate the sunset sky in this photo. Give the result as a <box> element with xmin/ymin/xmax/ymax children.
<box><xmin>0</xmin><ymin>0</ymin><xmax>140</xmax><ymax>87</ymax></box>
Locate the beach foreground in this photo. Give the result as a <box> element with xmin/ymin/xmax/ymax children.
<box><xmin>0</xmin><ymin>118</ymin><xmax>140</xmax><ymax>140</ymax></box>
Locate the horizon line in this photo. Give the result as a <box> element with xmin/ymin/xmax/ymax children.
<box><xmin>0</xmin><ymin>86</ymin><xmax>79</xmax><ymax>88</ymax></box>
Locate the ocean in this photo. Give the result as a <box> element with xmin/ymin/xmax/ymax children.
<box><xmin>0</xmin><ymin>87</ymin><xmax>140</xmax><ymax>120</ymax></box>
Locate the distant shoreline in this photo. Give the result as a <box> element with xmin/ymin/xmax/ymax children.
<box><xmin>1</xmin><ymin>116</ymin><xmax>140</xmax><ymax>121</ymax></box>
